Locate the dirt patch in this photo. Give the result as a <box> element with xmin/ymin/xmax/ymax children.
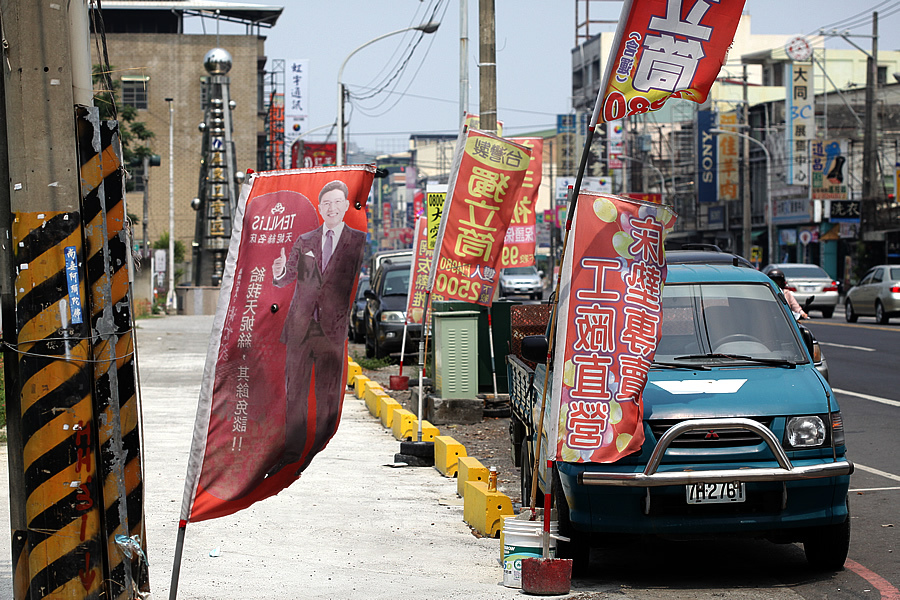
<box><xmin>351</xmin><ymin>343</ymin><xmax>524</xmax><ymax>505</ymax></box>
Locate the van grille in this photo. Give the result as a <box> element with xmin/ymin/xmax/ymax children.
<box><xmin>648</xmin><ymin>418</ymin><xmax>775</xmax><ymax>448</ymax></box>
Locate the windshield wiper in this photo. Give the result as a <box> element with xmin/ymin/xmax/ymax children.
<box><xmin>673</xmin><ymin>353</ymin><xmax>798</xmax><ymax>368</ymax></box>
<box><xmin>651</xmin><ymin>360</ymin><xmax>710</xmax><ymax>371</ymax></box>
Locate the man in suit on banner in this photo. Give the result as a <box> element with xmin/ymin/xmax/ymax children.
<box><xmin>269</xmin><ymin>179</ymin><xmax>365</xmax><ymax>476</ymax></box>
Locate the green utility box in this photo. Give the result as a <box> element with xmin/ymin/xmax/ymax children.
<box><xmin>431</xmin><ymin>301</ymin><xmax>521</xmax><ymax>394</ymax></box>
<box><xmin>433</xmin><ymin>310</ymin><xmax>480</xmax><ymax>399</ymax></box>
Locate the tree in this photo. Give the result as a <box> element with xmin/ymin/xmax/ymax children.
<box><xmin>152</xmin><ymin>232</ymin><xmax>186</xmax><ymax>264</ymax></box>
<box><xmin>92</xmin><ymin>65</ymin><xmax>155</xmax><ymax>170</ymax></box>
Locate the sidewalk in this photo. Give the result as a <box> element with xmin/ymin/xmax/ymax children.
<box><xmin>0</xmin><ymin>315</ymin><xmax>525</xmax><ymax>599</ymax></box>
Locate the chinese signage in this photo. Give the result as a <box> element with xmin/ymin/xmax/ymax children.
<box><xmin>829</xmin><ymin>200</ymin><xmax>860</xmax><ymax>223</ymax></box>
<box><xmin>285</xmin><ymin>59</ymin><xmax>310</xmax><ymax>147</ymax></box>
<box><xmin>785</xmin><ymin>61</ymin><xmax>814</xmax><ymax>185</ymax></box>
<box><xmin>428</xmin><ymin>129</ymin><xmax>532</xmax><ymax>306</ymax></box>
<box><xmin>405</xmin><ymin>217</ymin><xmax>432</xmax><ymax>324</ymax></box>
<box><xmin>811</xmin><ymin>140</ymin><xmax>848</xmax><ymax>200</ymax></box>
<box><xmin>595</xmin><ymin>0</ymin><xmax>746</xmax><ymax>122</ymax></box>
<box><xmin>64</xmin><ymin>245</ymin><xmax>83</xmax><ymax>324</ymax></box>
<box><xmin>426</xmin><ymin>184</ymin><xmax>447</xmax><ymax>250</ymax></box>
<box><xmin>608</xmin><ymin>120</ymin><xmax>624</xmax><ymax>169</ymax></box>
<box><xmin>697</xmin><ymin>109</ymin><xmax>717</xmax><ymax>202</ymax></box>
<box><xmin>550</xmin><ymin>193</ymin><xmax>676</xmax><ymax>463</ymax></box>
<box><xmin>290</xmin><ymin>141</ymin><xmax>336</xmax><ymax>169</ymax></box>
<box><xmin>500</xmin><ymin>138</ymin><xmax>544</xmax><ymax>268</ymax></box>
<box><xmin>718</xmin><ymin>111</ymin><xmax>739</xmax><ymax>201</ymax></box>
<box><xmin>182</xmin><ymin>166</ymin><xmax>375</xmax><ymax>523</ymax></box>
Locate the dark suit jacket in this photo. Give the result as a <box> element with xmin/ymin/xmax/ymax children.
<box><xmin>274</xmin><ymin>224</ymin><xmax>366</xmax><ymax>346</ymax></box>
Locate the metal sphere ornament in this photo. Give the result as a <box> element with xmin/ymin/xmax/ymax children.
<box><xmin>203</xmin><ymin>48</ymin><xmax>233</xmax><ymax>75</ymax></box>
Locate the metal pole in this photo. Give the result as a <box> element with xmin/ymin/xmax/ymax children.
<box><xmin>166</xmin><ymin>98</ymin><xmax>176</xmax><ymax>312</ymax></box>
<box><xmin>742</xmin><ymin>64</ymin><xmax>752</xmax><ymax>259</ymax></box>
<box><xmin>142</xmin><ymin>154</ymin><xmax>150</xmax><ymax>258</ymax></box>
<box><xmin>337</xmin><ymin>23</ymin><xmax>440</xmax><ymax>166</ymax></box>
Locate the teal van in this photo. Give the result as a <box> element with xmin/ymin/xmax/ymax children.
<box><xmin>511</xmin><ymin>256</ymin><xmax>853</xmax><ymax>574</ymax></box>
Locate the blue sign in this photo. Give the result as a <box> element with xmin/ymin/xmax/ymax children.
<box><xmin>64</xmin><ymin>246</ymin><xmax>83</xmax><ymax>324</ymax></box>
<box><xmin>557</xmin><ymin>114</ymin><xmax>575</xmax><ymax>134</ymax></box>
<box><xmin>697</xmin><ymin>110</ymin><xmax>717</xmax><ymax>203</ymax></box>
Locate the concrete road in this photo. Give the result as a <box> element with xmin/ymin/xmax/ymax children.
<box><xmin>0</xmin><ymin>315</ymin><xmax>521</xmax><ymax>600</ymax></box>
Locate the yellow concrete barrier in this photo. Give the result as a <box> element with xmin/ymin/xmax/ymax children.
<box><xmin>379</xmin><ymin>398</ymin><xmax>402</xmax><ymax>429</ymax></box>
<box><xmin>434</xmin><ymin>436</ymin><xmax>467</xmax><ymax>478</ymax></box>
<box><xmin>391</xmin><ymin>410</ymin><xmax>439</xmax><ymax>441</ymax></box>
<box><xmin>463</xmin><ymin>480</ymin><xmax>514</xmax><ymax>538</ymax></box>
<box><xmin>353</xmin><ymin>374</ymin><xmax>370</xmax><ymax>399</ymax></box>
<box><xmin>346</xmin><ymin>361</ymin><xmax>362</xmax><ymax>387</ymax></box>
<box><xmin>362</xmin><ymin>378</ymin><xmax>382</xmax><ymax>398</ymax></box>
<box><xmin>364</xmin><ymin>387</ymin><xmax>389</xmax><ymax>418</ymax></box>
<box><xmin>457</xmin><ymin>456</ymin><xmax>489</xmax><ymax>499</ymax></box>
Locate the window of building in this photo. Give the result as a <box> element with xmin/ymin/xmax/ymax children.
<box><xmin>200</xmin><ymin>76</ymin><xmax>209</xmax><ymax>109</ymax></box>
<box><xmin>121</xmin><ymin>76</ymin><xmax>149</xmax><ymax>109</ymax></box>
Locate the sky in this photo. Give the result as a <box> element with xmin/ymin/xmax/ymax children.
<box><xmin>192</xmin><ymin>1</ymin><xmax>900</xmax><ymax>155</ymax></box>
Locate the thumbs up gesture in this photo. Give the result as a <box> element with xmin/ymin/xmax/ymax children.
<box><xmin>273</xmin><ymin>247</ymin><xmax>287</xmax><ymax>279</ymax></box>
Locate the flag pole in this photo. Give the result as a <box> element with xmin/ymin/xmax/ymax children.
<box><xmin>416</xmin><ymin>292</ymin><xmax>433</xmax><ymax>440</ymax></box>
<box><xmin>528</xmin><ymin>115</ymin><xmax>600</xmax><ymax>513</ymax></box>
<box><xmin>398</xmin><ymin>320</ymin><xmax>409</xmax><ymax>377</ymax></box>
<box><xmin>169</xmin><ymin>520</ymin><xmax>188</xmax><ymax>600</ymax></box>
<box><xmin>486</xmin><ymin>311</ymin><xmax>499</xmax><ymax>398</ymax></box>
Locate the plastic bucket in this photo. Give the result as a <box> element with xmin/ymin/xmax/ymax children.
<box><xmin>389</xmin><ymin>375</ymin><xmax>409</xmax><ymax>390</ymax></box>
<box><xmin>501</xmin><ymin>520</ymin><xmax>557</xmax><ymax>588</ymax></box>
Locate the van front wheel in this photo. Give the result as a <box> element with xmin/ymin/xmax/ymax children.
<box><xmin>803</xmin><ymin>500</ymin><xmax>850</xmax><ymax>570</ymax></box>
<box><xmin>552</xmin><ymin>467</ymin><xmax>590</xmax><ymax>576</ymax></box>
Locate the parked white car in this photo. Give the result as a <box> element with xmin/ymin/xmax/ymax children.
<box><xmin>498</xmin><ymin>266</ymin><xmax>544</xmax><ymax>300</ymax></box>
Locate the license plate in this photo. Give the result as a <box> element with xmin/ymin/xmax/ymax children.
<box><xmin>800</xmin><ymin>285</ymin><xmax>817</xmax><ymax>292</ymax></box>
<box><xmin>685</xmin><ymin>482</ymin><xmax>746</xmax><ymax>504</ymax></box>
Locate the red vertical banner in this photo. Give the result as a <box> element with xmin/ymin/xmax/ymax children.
<box><xmin>499</xmin><ymin>137</ymin><xmax>543</xmax><ymax>268</ymax></box>
<box><xmin>595</xmin><ymin>0</ymin><xmax>746</xmax><ymax>123</ymax></box>
<box><xmin>405</xmin><ymin>216</ymin><xmax>431</xmax><ymax>324</ymax></box>
<box><xmin>181</xmin><ymin>166</ymin><xmax>375</xmax><ymax>523</ymax></box>
<box><xmin>428</xmin><ymin>129</ymin><xmax>532</xmax><ymax>305</ymax></box>
<box><xmin>549</xmin><ymin>193</ymin><xmax>676</xmax><ymax>463</ymax></box>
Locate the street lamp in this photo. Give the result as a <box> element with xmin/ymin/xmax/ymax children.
<box><xmin>336</xmin><ymin>21</ymin><xmax>440</xmax><ymax>165</ymax></box>
<box><xmin>710</xmin><ymin>128</ymin><xmax>773</xmax><ymax>263</ymax></box>
<box><xmin>619</xmin><ymin>155</ymin><xmax>666</xmax><ymax>205</ymax></box>
<box><xmin>165</xmin><ymin>97</ymin><xmax>176</xmax><ymax>312</ymax></box>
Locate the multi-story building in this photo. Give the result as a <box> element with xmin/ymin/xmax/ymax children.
<box><xmin>90</xmin><ymin>0</ymin><xmax>282</xmax><ymax>299</ymax></box>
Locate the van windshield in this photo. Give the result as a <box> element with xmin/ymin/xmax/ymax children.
<box><xmin>655</xmin><ymin>283</ymin><xmax>807</xmax><ymax>364</ymax></box>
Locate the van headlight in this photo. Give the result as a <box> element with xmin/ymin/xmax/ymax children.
<box><xmin>786</xmin><ymin>416</ymin><xmax>826</xmax><ymax>448</ymax></box>
<box><xmin>380</xmin><ymin>310</ymin><xmax>406</xmax><ymax>323</ymax></box>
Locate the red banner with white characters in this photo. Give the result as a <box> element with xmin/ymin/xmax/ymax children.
<box><xmin>181</xmin><ymin>166</ymin><xmax>375</xmax><ymax>523</ymax></box>
<box><xmin>550</xmin><ymin>193</ymin><xmax>676</xmax><ymax>463</ymax></box>
<box><xmin>428</xmin><ymin>129</ymin><xmax>532</xmax><ymax>305</ymax></box>
<box><xmin>499</xmin><ymin>138</ymin><xmax>543</xmax><ymax>268</ymax></box>
<box><xmin>595</xmin><ymin>0</ymin><xmax>745</xmax><ymax>123</ymax></box>
<box><xmin>405</xmin><ymin>216</ymin><xmax>431</xmax><ymax>324</ymax></box>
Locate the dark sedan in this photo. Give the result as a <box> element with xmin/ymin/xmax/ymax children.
<box><xmin>348</xmin><ymin>275</ymin><xmax>369</xmax><ymax>342</ymax></box>
<box><xmin>363</xmin><ymin>260</ymin><xmax>421</xmax><ymax>359</ymax></box>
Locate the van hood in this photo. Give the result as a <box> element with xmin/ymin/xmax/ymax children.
<box><xmin>643</xmin><ymin>366</ymin><xmax>834</xmax><ymax>419</ymax></box>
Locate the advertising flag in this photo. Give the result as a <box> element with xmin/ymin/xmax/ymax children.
<box><xmin>180</xmin><ymin>166</ymin><xmax>375</xmax><ymax>523</ymax></box>
<box><xmin>811</xmin><ymin>140</ymin><xmax>847</xmax><ymax>200</ymax></box>
<box><xmin>405</xmin><ymin>216</ymin><xmax>432</xmax><ymax>324</ymax></box>
<box><xmin>499</xmin><ymin>137</ymin><xmax>544</xmax><ymax>268</ymax></box>
<box><xmin>428</xmin><ymin>129</ymin><xmax>532</xmax><ymax>306</ymax></box>
<box><xmin>549</xmin><ymin>193</ymin><xmax>676</xmax><ymax>463</ymax></box>
<box><xmin>594</xmin><ymin>0</ymin><xmax>746</xmax><ymax>123</ymax></box>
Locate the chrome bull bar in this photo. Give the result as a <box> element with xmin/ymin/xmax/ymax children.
<box><xmin>579</xmin><ymin>418</ymin><xmax>854</xmax><ymax>487</ymax></box>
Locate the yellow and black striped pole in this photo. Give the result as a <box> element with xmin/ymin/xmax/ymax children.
<box><xmin>76</xmin><ymin>107</ymin><xmax>148</xmax><ymax>598</ymax></box>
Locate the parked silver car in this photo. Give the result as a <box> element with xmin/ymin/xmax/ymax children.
<box><xmin>845</xmin><ymin>265</ymin><xmax>900</xmax><ymax>324</ymax></box>
<box><xmin>762</xmin><ymin>263</ymin><xmax>839</xmax><ymax>318</ymax></box>
<box><xmin>498</xmin><ymin>265</ymin><xmax>543</xmax><ymax>300</ymax></box>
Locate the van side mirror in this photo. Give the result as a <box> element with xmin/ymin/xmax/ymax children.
<box><xmin>364</xmin><ymin>289</ymin><xmax>377</xmax><ymax>301</ymax></box>
<box><xmin>521</xmin><ymin>335</ymin><xmax>549</xmax><ymax>363</ymax></box>
<box><xmin>798</xmin><ymin>325</ymin><xmax>816</xmax><ymax>358</ymax></box>
<box><xmin>538</xmin><ymin>270</ymin><xmax>545</xmax><ymax>279</ymax></box>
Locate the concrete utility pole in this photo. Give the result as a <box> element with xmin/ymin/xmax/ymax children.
<box><xmin>862</xmin><ymin>12</ymin><xmax>879</xmax><ymax>215</ymax></box>
<box><xmin>460</xmin><ymin>0</ymin><xmax>469</xmax><ymax>121</ymax></box>
<box><xmin>2</xmin><ymin>0</ymin><xmax>147</xmax><ymax>597</ymax></box>
<box><xmin>478</xmin><ymin>0</ymin><xmax>497</xmax><ymax>133</ymax></box>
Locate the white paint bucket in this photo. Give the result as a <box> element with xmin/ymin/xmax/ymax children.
<box><xmin>501</xmin><ymin>519</ymin><xmax>558</xmax><ymax>588</ymax></box>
